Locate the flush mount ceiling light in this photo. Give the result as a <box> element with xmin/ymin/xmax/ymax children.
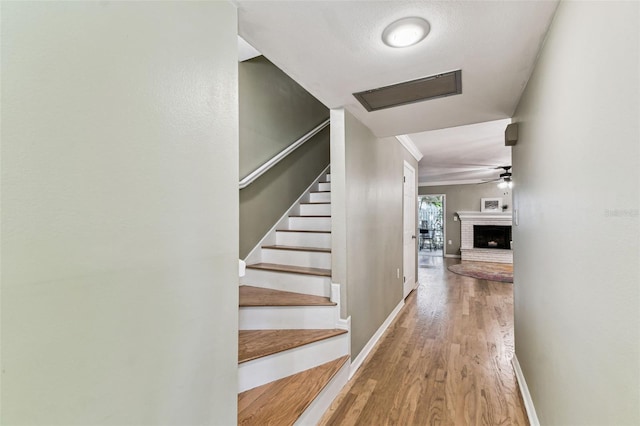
<box><xmin>382</xmin><ymin>17</ymin><xmax>430</xmax><ymax>48</ymax></box>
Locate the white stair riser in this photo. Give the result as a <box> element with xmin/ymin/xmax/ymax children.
<box><xmin>295</xmin><ymin>361</ymin><xmax>349</xmax><ymax>426</ymax></box>
<box><xmin>289</xmin><ymin>216</ymin><xmax>331</xmax><ymax>231</ymax></box>
<box><xmin>276</xmin><ymin>231</ymin><xmax>331</xmax><ymax>248</ymax></box>
<box><xmin>299</xmin><ymin>203</ymin><xmax>331</xmax><ymax>216</ymax></box>
<box><xmin>262</xmin><ymin>249</ymin><xmax>331</xmax><ymax>269</ymax></box>
<box><xmin>325</xmin><ymin>174</ymin><xmax>331</xmax><ymax>182</ymax></box>
<box><xmin>241</xmin><ymin>269</ymin><xmax>331</xmax><ymax>297</ymax></box>
<box><xmin>239</xmin><ymin>305</ymin><xmax>337</xmax><ymax>329</ymax></box>
<box><xmin>317</xmin><ymin>182</ymin><xmax>331</xmax><ymax>191</ymax></box>
<box><xmin>309</xmin><ymin>192</ymin><xmax>331</xmax><ymax>203</ymax></box>
<box><xmin>238</xmin><ymin>333</ymin><xmax>348</xmax><ymax>392</ymax></box>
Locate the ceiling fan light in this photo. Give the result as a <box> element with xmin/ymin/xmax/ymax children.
<box><xmin>497</xmin><ymin>181</ymin><xmax>508</xmax><ymax>189</ymax></box>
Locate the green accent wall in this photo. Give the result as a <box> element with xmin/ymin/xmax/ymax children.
<box><xmin>511</xmin><ymin>1</ymin><xmax>639</xmax><ymax>424</ymax></box>
<box><xmin>1</xmin><ymin>2</ymin><xmax>239</xmax><ymax>423</ymax></box>
<box><xmin>332</xmin><ymin>109</ymin><xmax>418</xmax><ymax>360</ymax></box>
<box><xmin>240</xmin><ymin>128</ymin><xmax>330</xmax><ymax>257</ymax></box>
<box><xmin>239</xmin><ymin>56</ymin><xmax>329</xmax><ymax>258</ymax></box>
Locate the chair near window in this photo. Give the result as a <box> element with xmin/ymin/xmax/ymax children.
<box><xmin>419</xmin><ymin>228</ymin><xmax>433</xmax><ymax>251</ymax></box>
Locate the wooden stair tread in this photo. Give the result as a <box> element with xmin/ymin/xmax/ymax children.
<box><xmin>310</xmin><ymin>190</ymin><xmax>331</xmax><ymax>193</ymax></box>
<box><xmin>289</xmin><ymin>215</ymin><xmax>331</xmax><ymax>218</ymax></box>
<box><xmin>276</xmin><ymin>229</ymin><xmax>330</xmax><ymax>234</ymax></box>
<box><xmin>238</xmin><ymin>329</ymin><xmax>347</xmax><ymax>363</ymax></box>
<box><xmin>246</xmin><ymin>263</ymin><xmax>331</xmax><ymax>277</ymax></box>
<box><xmin>238</xmin><ymin>355</ymin><xmax>349</xmax><ymax>426</ymax></box>
<box><xmin>300</xmin><ymin>202</ymin><xmax>331</xmax><ymax>205</ymax></box>
<box><xmin>261</xmin><ymin>245</ymin><xmax>330</xmax><ymax>253</ymax></box>
<box><xmin>239</xmin><ymin>286</ymin><xmax>336</xmax><ymax>307</ymax></box>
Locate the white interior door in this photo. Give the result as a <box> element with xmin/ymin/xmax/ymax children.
<box><xmin>403</xmin><ymin>162</ymin><xmax>416</xmax><ymax>298</ymax></box>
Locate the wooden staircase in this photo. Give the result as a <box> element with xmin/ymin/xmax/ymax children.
<box><xmin>239</xmin><ymin>170</ymin><xmax>349</xmax><ymax>425</ymax></box>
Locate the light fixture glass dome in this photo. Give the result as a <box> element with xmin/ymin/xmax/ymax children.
<box><xmin>497</xmin><ymin>180</ymin><xmax>514</xmax><ymax>189</ymax></box>
<box><xmin>382</xmin><ymin>17</ymin><xmax>430</xmax><ymax>48</ymax></box>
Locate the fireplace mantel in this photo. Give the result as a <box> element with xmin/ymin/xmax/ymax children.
<box><xmin>457</xmin><ymin>211</ymin><xmax>513</xmax><ymax>264</ymax></box>
<box><xmin>457</xmin><ymin>211</ymin><xmax>512</xmax><ymax>221</ymax></box>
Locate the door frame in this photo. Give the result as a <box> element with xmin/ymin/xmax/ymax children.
<box><xmin>418</xmin><ymin>193</ymin><xmax>446</xmax><ymax>257</ymax></box>
<box><xmin>435</xmin><ymin>193</ymin><xmax>446</xmax><ymax>257</ymax></box>
<box><xmin>403</xmin><ymin>161</ymin><xmax>417</xmax><ymax>298</ymax></box>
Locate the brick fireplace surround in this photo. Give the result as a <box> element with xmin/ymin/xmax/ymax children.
<box><xmin>457</xmin><ymin>211</ymin><xmax>513</xmax><ymax>264</ymax></box>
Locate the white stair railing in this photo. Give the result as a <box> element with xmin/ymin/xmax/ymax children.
<box><xmin>239</xmin><ymin>118</ymin><xmax>330</xmax><ymax>189</ymax></box>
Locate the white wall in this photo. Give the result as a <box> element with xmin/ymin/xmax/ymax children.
<box><xmin>512</xmin><ymin>1</ymin><xmax>639</xmax><ymax>424</ymax></box>
<box><xmin>330</xmin><ymin>109</ymin><xmax>349</xmax><ymax>319</ymax></box>
<box><xmin>1</xmin><ymin>2</ymin><xmax>239</xmax><ymax>424</ymax></box>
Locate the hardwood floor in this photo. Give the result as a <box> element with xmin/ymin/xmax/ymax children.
<box><xmin>320</xmin><ymin>257</ymin><xmax>528</xmax><ymax>425</ymax></box>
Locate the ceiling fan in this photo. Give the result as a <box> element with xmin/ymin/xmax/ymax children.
<box><xmin>480</xmin><ymin>166</ymin><xmax>513</xmax><ymax>188</ymax></box>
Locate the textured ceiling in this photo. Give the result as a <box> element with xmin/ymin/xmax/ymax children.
<box><xmin>409</xmin><ymin>118</ymin><xmax>512</xmax><ymax>186</ymax></box>
<box><xmin>237</xmin><ymin>1</ymin><xmax>558</xmax><ymax>184</ymax></box>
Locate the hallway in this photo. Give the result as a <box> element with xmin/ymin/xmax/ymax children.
<box><xmin>320</xmin><ymin>257</ymin><xmax>527</xmax><ymax>425</ymax></box>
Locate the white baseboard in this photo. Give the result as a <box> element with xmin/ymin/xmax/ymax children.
<box><xmin>349</xmin><ymin>299</ymin><xmax>404</xmax><ymax>379</ymax></box>
<box><xmin>444</xmin><ymin>254</ymin><xmax>462</xmax><ymax>259</ymax></box>
<box><xmin>512</xmin><ymin>355</ymin><xmax>540</xmax><ymax>426</ymax></box>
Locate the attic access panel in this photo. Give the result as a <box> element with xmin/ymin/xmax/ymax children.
<box><xmin>353</xmin><ymin>70</ymin><xmax>462</xmax><ymax>112</ymax></box>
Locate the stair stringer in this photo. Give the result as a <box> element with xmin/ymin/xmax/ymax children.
<box><xmin>294</xmin><ymin>359</ymin><xmax>350</xmax><ymax>426</ymax></box>
<box><xmin>295</xmin><ymin>311</ymin><xmax>352</xmax><ymax>425</ymax></box>
<box><xmin>242</xmin><ymin>165</ymin><xmax>331</xmax><ymax>272</ymax></box>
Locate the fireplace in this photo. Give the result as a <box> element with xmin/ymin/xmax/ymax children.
<box><xmin>474</xmin><ymin>225</ymin><xmax>512</xmax><ymax>249</ymax></box>
<box><xmin>457</xmin><ymin>211</ymin><xmax>513</xmax><ymax>264</ymax></box>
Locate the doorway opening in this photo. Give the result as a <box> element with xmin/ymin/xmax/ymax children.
<box><xmin>418</xmin><ymin>195</ymin><xmax>445</xmax><ymax>258</ymax></box>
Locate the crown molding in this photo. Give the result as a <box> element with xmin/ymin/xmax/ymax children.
<box><xmin>418</xmin><ymin>179</ymin><xmax>485</xmax><ymax>187</ymax></box>
<box><xmin>395</xmin><ymin>135</ymin><xmax>423</xmax><ymax>162</ymax></box>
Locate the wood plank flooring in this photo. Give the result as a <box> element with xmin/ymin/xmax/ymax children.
<box><xmin>239</xmin><ymin>285</ymin><xmax>336</xmax><ymax>307</ymax></box>
<box><xmin>238</xmin><ymin>356</ymin><xmax>350</xmax><ymax>426</ymax></box>
<box><xmin>320</xmin><ymin>257</ymin><xmax>528</xmax><ymax>425</ymax></box>
<box><xmin>239</xmin><ymin>329</ymin><xmax>347</xmax><ymax>363</ymax></box>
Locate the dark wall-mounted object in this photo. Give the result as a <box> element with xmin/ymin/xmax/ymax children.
<box><xmin>505</xmin><ymin>123</ymin><xmax>518</xmax><ymax>146</ymax></box>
